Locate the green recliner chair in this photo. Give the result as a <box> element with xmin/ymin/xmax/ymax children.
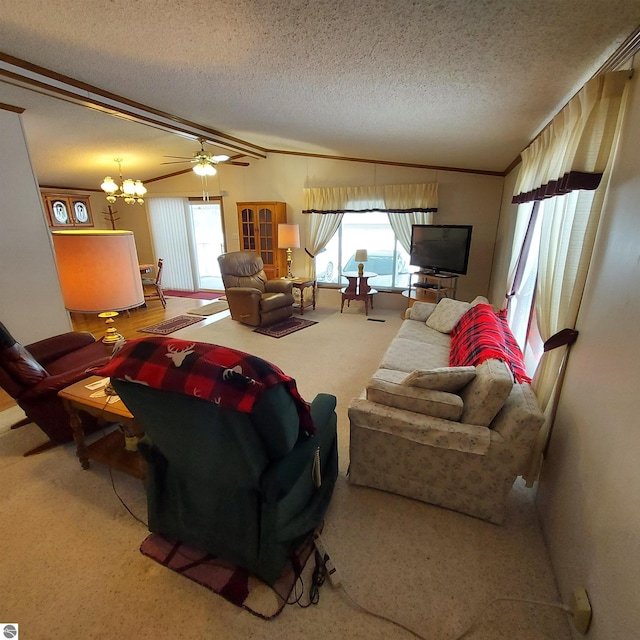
<box><xmin>107</xmin><ymin>338</ymin><xmax>338</xmax><ymax>585</ymax></box>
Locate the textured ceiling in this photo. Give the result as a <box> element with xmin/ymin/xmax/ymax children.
<box><xmin>1</xmin><ymin>0</ymin><xmax>639</xmax><ymax>189</ymax></box>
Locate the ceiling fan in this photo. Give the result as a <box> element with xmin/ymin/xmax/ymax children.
<box><xmin>162</xmin><ymin>138</ymin><xmax>250</xmax><ymax>176</ymax></box>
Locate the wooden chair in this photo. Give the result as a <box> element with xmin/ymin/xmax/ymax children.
<box><xmin>142</xmin><ymin>258</ymin><xmax>167</xmax><ymax>308</ymax></box>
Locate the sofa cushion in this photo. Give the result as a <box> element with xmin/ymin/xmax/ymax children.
<box><xmin>380</xmin><ymin>337</ymin><xmax>450</xmax><ymax>373</ymax></box>
<box><xmin>426</xmin><ymin>298</ymin><xmax>471</xmax><ymax>333</ymax></box>
<box><xmin>459</xmin><ymin>359</ymin><xmax>513</xmax><ymax>426</ymax></box>
<box><xmin>396</xmin><ymin>320</ymin><xmax>452</xmax><ymax>347</ymax></box>
<box><xmin>402</xmin><ymin>366</ymin><xmax>476</xmax><ymax>392</ymax></box>
<box><xmin>366</xmin><ymin>377</ymin><xmax>463</xmax><ymax>420</ymax></box>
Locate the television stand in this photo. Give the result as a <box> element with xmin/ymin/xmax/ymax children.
<box><xmin>403</xmin><ymin>272</ymin><xmax>458</xmax><ymax>307</ymax></box>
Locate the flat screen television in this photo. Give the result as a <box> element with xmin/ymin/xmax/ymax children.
<box><xmin>409</xmin><ymin>224</ymin><xmax>473</xmax><ymax>275</ymax></box>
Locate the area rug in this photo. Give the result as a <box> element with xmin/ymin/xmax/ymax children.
<box><xmin>187</xmin><ymin>300</ymin><xmax>230</xmax><ymax>316</ymax></box>
<box><xmin>139</xmin><ymin>529</ymin><xmax>318</xmax><ymax>619</ymax></box>
<box><xmin>254</xmin><ymin>317</ymin><xmax>318</xmax><ymax>338</ymax></box>
<box><xmin>139</xmin><ymin>315</ymin><xmax>204</xmax><ymax>335</ymax></box>
<box><xmin>163</xmin><ymin>290</ymin><xmax>223</xmax><ymax>300</ymax></box>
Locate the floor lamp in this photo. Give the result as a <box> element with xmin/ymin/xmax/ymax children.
<box><xmin>278</xmin><ymin>223</ymin><xmax>300</xmax><ymax>279</ymax></box>
<box><xmin>51</xmin><ymin>230</ymin><xmax>145</xmax><ymax>344</ymax></box>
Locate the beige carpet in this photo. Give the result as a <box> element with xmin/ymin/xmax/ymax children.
<box><xmin>0</xmin><ymin>302</ymin><xmax>572</xmax><ymax>640</ymax></box>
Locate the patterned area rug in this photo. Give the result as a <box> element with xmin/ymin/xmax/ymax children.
<box><xmin>139</xmin><ymin>315</ymin><xmax>203</xmax><ymax>335</ymax></box>
<box><xmin>139</xmin><ymin>529</ymin><xmax>318</xmax><ymax>619</ymax></box>
<box><xmin>254</xmin><ymin>317</ymin><xmax>318</xmax><ymax>338</ymax></box>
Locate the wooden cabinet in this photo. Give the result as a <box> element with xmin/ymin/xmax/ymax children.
<box><xmin>236</xmin><ymin>201</ymin><xmax>287</xmax><ymax>279</ymax></box>
<box><xmin>43</xmin><ymin>194</ymin><xmax>94</xmax><ymax>228</ymax></box>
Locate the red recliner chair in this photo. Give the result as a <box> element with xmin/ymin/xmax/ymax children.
<box><xmin>0</xmin><ymin>321</ymin><xmax>112</xmax><ymax>455</ymax></box>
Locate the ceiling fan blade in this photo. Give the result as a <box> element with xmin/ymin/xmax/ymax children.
<box><xmin>160</xmin><ymin>160</ymin><xmax>192</xmax><ymax>165</ymax></box>
<box><xmin>228</xmin><ymin>161</ymin><xmax>250</xmax><ymax>166</ymax></box>
<box><xmin>162</xmin><ymin>155</ymin><xmax>195</xmax><ymax>160</ymax></box>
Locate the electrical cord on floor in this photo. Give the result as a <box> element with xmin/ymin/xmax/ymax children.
<box><xmin>94</xmin><ymin>396</ymin><xmax>148</xmax><ymax>528</ymax></box>
<box><xmin>315</xmin><ymin>548</ymin><xmax>574</xmax><ymax>640</ymax></box>
<box><xmin>337</xmin><ymin>583</ymin><xmax>574</xmax><ymax>640</ymax></box>
<box><xmin>107</xmin><ymin>465</ymin><xmax>148</xmax><ymax>527</ymax></box>
<box><xmin>287</xmin><ymin>550</ymin><xmax>327</xmax><ymax>608</ymax></box>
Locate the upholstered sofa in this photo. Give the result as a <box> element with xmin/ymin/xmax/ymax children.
<box><xmin>348</xmin><ymin>298</ymin><xmax>544</xmax><ymax>524</ymax></box>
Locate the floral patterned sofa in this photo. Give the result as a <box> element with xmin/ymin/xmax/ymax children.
<box><xmin>348</xmin><ymin>298</ymin><xmax>544</xmax><ymax>524</ymax></box>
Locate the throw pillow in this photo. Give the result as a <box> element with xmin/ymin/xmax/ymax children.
<box><xmin>402</xmin><ymin>366</ymin><xmax>476</xmax><ymax>392</ymax></box>
<box><xmin>425</xmin><ymin>298</ymin><xmax>471</xmax><ymax>333</ymax></box>
<box><xmin>366</xmin><ymin>378</ymin><xmax>464</xmax><ymax>421</ymax></box>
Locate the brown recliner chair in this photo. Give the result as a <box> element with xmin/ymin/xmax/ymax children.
<box><xmin>218</xmin><ymin>251</ymin><xmax>294</xmax><ymax>326</ymax></box>
<box><xmin>0</xmin><ymin>321</ymin><xmax>111</xmax><ymax>455</ymax></box>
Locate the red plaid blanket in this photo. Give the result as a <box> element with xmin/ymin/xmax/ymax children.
<box><xmin>450</xmin><ymin>304</ymin><xmax>531</xmax><ymax>384</ymax></box>
<box><xmin>94</xmin><ymin>337</ymin><xmax>315</xmax><ymax>436</ymax></box>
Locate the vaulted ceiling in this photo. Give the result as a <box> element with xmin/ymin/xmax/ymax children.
<box><xmin>1</xmin><ymin>0</ymin><xmax>639</xmax><ymax>190</ymax></box>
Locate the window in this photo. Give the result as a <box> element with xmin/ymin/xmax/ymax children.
<box><xmin>315</xmin><ymin>212</ymin><xmax>410</xmax><ymax>289</ymax></box>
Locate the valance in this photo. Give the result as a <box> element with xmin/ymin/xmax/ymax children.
<box><xmin>512</xmin><ymin>71</ymin><xmax>628</xmax><ymax>204</ymax></box>
<box><xmin>303</xmin><ymin>183</ymin><xmax>438</xmax><ymax>214</ymax></box>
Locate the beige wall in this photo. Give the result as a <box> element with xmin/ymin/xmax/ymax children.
<box><xmin>139</xmin><ymin>154</ymin><xmax>504</xmax><ymax>302</ymax></box>
<box><xmin>0</xmin><ymin>108</ymin><xmax>71</xmax><ymax>343</ymax></box>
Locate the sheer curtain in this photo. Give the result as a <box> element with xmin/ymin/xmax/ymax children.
<box><xmin>513</xmin><ymin>72</ymin><xmax>630</xmax><ymax>484</ymax></box>
<box><xmin>147</xmin><ymin>197</ymin><xmax>196</xmax><ymax>291</ymax></box>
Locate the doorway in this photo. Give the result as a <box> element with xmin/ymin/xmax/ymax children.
<box><xmin>189</xmin><ymin>199</ymin><xmax>226</xmax><ymax>291</ymax></box>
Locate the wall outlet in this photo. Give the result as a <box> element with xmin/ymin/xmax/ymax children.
<box><xmin>570</xmin><ymin>588</ymin><xmax>592</xmax><ymax>634</ymax></box>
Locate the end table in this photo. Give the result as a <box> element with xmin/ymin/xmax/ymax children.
<box><xmin>58</xmin><ymin>375</ymin><xmax>146</xmax><ymax>480</ymax></box>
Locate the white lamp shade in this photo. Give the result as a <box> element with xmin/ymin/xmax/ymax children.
<box><xmin>278</xmin><ymin>223</ymin><xmax>300</xmax><ymax>249</ymax></box>
<box><xmin>52</xmin><ymin>230</ymin><xmax>145</xmax><ymax>313</ymax></box>
<box><xmin>355</xmin><ymin>249</ymin><xmax>368</xmax><ymax>262</ymax></box>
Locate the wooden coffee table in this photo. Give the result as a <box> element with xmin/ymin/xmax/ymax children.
<box><xmin>59</xmin><ymin>375</ymin><xmax>145</xmax><ymax>480</ymax></box>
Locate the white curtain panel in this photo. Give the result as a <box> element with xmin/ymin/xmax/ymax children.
<box><xmin>513</xmin><ymin>71</ymin><xmax>628</xmax><ymax>203</ymax></box>
<box><xmin>147</xmin><ymin>197</ymin><xmax>196</xmax><ymax>291</ymax></box>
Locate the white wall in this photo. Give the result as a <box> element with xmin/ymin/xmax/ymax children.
<box><xmin>142</xmin><ymin>154</ymin><xmax>504</xmax><ymax>302</ymax></box>
<box><xmin>0</xmin><ymin>108</ymin><xmax>71</xmax><ymax>343</ymax></box>
<box><xmin>534</xmin><ymin>73</ymin><xmax>640</xmax><ymax>639</ymax></box>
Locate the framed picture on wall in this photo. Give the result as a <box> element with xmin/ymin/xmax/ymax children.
<box><xmin>43</xmin><ymin>194</ymin><xmax>94</xmax><ymax>228</ymax></box>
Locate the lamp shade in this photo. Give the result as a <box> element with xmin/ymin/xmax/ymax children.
<box><xmin>52</xmin><ymin>230</ymin><xmax>144</xmax><ymax>313</ymax></box>
<box><xmin>355</xmin><ymin>249</ymin><xmax>368</xmax><ymax>262</ymax></box>
<box><xmin>277</xmin><ymin>223</ymin><xmax>300</xmax><ymax>249</ymax></box>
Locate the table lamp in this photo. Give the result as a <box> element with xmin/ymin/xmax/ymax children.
<box><xmin>51</xmin><ymin>230</ymin><xmax>145</xmax><ymax>344</ymax></box>
<box><xmin>355</xmin><ymin>249</ymin><xmax>368</xmax><ymax>277</ymax></box>
<box><xmin>278</xmin><ymin>223</ymin><xmax>300</xmax><ymax>279</ymax></box>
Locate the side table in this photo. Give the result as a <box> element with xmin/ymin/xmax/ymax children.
<box><xmin>286</xmin><ymin>278</ymin><xmax>316</xmax><ymax>315</ymax></box>
<box><xmin>340</xmin><ymin>271</ymin><xmax>378</xmax><ymax>316</ymax></box>
<box><xmin>58</xmin><ymin>375</ymin><xmax>146</xmax><ymax>480</ymax></box>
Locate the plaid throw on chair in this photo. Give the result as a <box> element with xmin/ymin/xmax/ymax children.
<box><xmin>95</xmin><ymin>337</ymin><xmax>315</xmax><ymax>436</ymax></box>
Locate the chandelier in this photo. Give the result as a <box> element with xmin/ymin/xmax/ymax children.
<box><xmin>100</xmin><ymin>158</ymin><xmax>147</xmax><ymax>205</ymax></box>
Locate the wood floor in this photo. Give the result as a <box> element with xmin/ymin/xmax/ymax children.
<box><xmin>0</xmin><ymin>293</ymin><xmax>225</xmax><ymax>413</ymax></box>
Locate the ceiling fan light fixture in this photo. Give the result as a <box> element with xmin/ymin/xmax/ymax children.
<box><xmin>193</xmin><ymin>161</ymin><xmax>216</xmax><ymax>176</ymax></box>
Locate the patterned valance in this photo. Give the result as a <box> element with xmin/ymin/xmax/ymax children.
<box><xmin>303</xmin><ymin>182</ymin><xmax>438</xmax><ymax>214</ymax></box>
<box><xmin>512</xmin><ymin>71</ymin><xmax>628</xmax><ymax>204</ymax></box>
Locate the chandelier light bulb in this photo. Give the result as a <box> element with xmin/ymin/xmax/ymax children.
<box><xmin>101</xmin><ymin>177</ymin><xmax>117</xmax><ymax>194</ymax></box>
<box><xmin>99</xmin><ymin>161</ymin><xmax>146</xmax><ymax>205</ymax></box>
